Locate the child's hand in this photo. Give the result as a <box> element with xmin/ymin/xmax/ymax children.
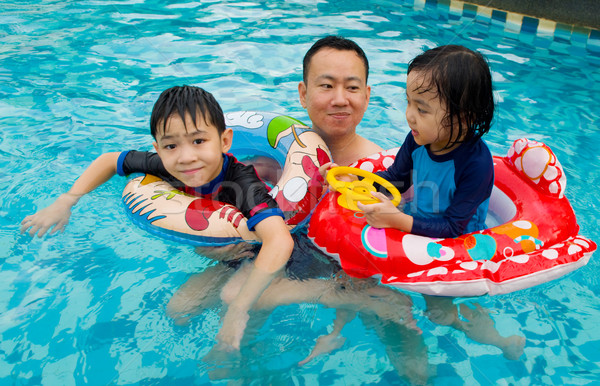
<box><xmin>356</xmin><ymin>191</ymin><xmax>402</xmax><ymax>229</ymax></box>
<box><xmin>20</xmin><ymin>193</ymin><xmax>79</xmax><ymax>237</ymax></box>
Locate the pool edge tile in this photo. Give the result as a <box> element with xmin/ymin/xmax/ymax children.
<box><xmin>409</xmin><ymin>0</ymin><xmax>600</xmax><ymax>48</ymax></box>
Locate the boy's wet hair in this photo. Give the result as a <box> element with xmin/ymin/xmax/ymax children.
<box><xmin>408</xmin><ymin>45</ymin><xmax>494</xmax><ymax>150</ymax></box>
<box><xmin>150</xmin><ymin>85</ymin><xmax>226</xmax><ymax>138</ymax></box>
<box><xmin>302</xmin><ymin>35</ymin><xmax>369</xmax><ymax>84</ymax></box>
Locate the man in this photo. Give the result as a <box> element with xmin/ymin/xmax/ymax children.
<box><xmin>218</xmin><ymin>36</ymin><xmax>430</xmax><ymax>384</ymax></box>
<box><xmin>298</xmin><ymin>35</ymin><xmax>382</xmax><ymax>166</ymax></box>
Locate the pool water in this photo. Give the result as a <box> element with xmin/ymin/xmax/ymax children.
<box><xmin>2</xmin><ymin>0</ymin><xmax>600</xmax><ymax>384</ymax></box>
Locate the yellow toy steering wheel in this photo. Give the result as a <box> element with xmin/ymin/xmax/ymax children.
<box><xmin>326</xmin><ymin>166</ymin><xmax>401</xmax><ymax>212</ymax></box>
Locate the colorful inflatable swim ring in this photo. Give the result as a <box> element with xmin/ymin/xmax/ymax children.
<box><xmin>122</xmin><ymin>111</ymin><xmax>331</xmax><ymax>246</ymax></box>
<box><xmin>308</xmin><ymin>138</ymin><xmax>596</xmax><ymax>296</ymax></box>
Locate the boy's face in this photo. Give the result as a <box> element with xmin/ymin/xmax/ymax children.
<box><xmin>298</xmin><ymin>47</ymin><xmax>370</xmax><ymax>141</ymax></box>
<box><xmin>153</xmin><ymin>112</ymin><xmax>232</xmax><ymax>188</ymax></box>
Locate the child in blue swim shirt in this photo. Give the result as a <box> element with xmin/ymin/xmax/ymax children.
<box><xmin>316</xmin><ymin>45</ymin><xmax>524</xmax><ymax>362</ymax></box>
<box><xmin>358</xmin><ymin>44</ymin><xmax>495</xmax><ymax>238</ymax></box>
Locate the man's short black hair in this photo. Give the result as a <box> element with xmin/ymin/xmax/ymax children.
<box><xmin>302</xmin><ymin>35</ymin><xmax>369</xmax><ymax>84</ymax></box>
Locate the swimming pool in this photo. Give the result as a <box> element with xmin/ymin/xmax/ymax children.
<box><xmin>2</xmin><ymin>0</ymin><xmax>599</xmax><ymax>384</ymax></box>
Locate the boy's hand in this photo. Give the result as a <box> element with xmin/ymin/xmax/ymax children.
<box><xmin>356</xmin><ymin>191</ymin><xmax>402</xmax><ymax>229</ymax></box>
<box><xmin>20</xmin><ymin>193</ymin><xmax>79</xmax><ymax>237</ymax></box>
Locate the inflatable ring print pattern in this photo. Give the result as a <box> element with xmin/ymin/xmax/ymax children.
<box><xmin>308</xmin><ymin>138</ymin><xmax>596</xmax><ymax>296</ymax></box>
<box><xmin>122</xmin><ymin>111</ymin><xmax>331</xmax><ymax>246</ymax></box>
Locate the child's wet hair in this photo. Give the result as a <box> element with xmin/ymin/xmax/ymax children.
<box><xmin>150</xmin><ymin>85</ymin><xmax>225</xmax><ymax>138</ymax></box>
<box><xmin>407</xmin><ymin>45</ymin><xmax>494</xmax><ymax>150</ymax></box>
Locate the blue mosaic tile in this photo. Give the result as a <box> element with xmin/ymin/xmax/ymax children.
<box><xmin>463</xmin><ymin>3</ymin><xmax>477</xmax><ymax>19</ymax></box>
<box><xmin>533</xmin><ymin>36</ymin><xmax>553</xmax><ymax>49</ymax></box>
<box><xmin>437</xmin><ymin>0</ymin><xmax>450</xmax><ymax>10</ymax></box>
<box><xmin>518</xmin><ymin>32</ymin><xmax>536</xmax><ymax>45</ymax></box>
<box><xmin>571</xmin><ymin>29</ymin><xmax>590</xmax><ymax>47</ymax></box>
<box><xmin>448</xmin><ymin>12</ymin><xmax>461</xmax><ymax>22</ymax></box>
<box><xmin>588</xmin><ymin>28</ymin><xmax>600</xmax><ymax>51</ymax></box>
<box><xmin>521</xmin><ymin>16</ymin><xmax>539</xmax><ymax>34</ymax></box>
<box><xmin>588</xmin><ymin>44</ymin><xmax>600</xmax><ymax>56</ymax></box>
<box><xmin>492</xmin><ymin>9</ymin><xmax>507</xmax><ymax>24</ymax></box>
<box><xmin>554</xmin><ymin>23</ymin><xmax>573</xmax><ymax>43</ymax></box>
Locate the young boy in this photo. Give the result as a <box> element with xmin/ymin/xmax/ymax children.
<box><xmin>21</xmin><ymin>85</ymin><xmax>294</xmax><ymax>351</ymax></box>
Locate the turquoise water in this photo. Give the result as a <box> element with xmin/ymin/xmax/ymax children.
<box><xmin>2</xmin><ymin>0</ymin><xmax>600</xmax><ymax>384</ymax></box>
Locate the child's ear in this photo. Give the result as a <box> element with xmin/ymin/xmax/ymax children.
<box><xmin>153</xmin><ymin>142</ymin><xmax>159</xmax><ymax>152</ymax></box>
<box><xmin>221</xmin><ymin>128</ymin><xmax>233</xmax><ymax>153</ymax></box>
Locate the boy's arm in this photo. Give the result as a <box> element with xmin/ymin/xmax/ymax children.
<box><xmin>251</xmin><ymin>215</ymin><xmax>294</xmax><ymax>273</ymax></box>
<box><xmin>21</xmin><ymin>152</ymin><xmax>121</xmax><ymax>237</ymax></box>
<box><xmin>216</xmin><ymin>215</ymin><xmax>294</xmax><ymax>350</ymax></box>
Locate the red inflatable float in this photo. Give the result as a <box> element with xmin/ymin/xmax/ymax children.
<box><xmin>308</xmin><ymin>138</ymin><xmax>596</xmax><ymax>296</ymax></box>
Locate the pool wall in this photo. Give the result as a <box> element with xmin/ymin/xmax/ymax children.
<box><xmin>467</xmin><ymin>0</ymin><xmax>599</xmax><ymax>29</ymax></box>
<box><xmin>410</xmin><ymin>0</ymin><xmax>600</xmax><ymax>53</ymax></box>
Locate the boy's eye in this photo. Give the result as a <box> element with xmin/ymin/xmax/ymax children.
<box><xmin>164</xmin><ymin>144</ymin><xmax>176</xmax><ymax>150</ymax></box>
<box><xmin>193</xmin><ymin>138</ymin><xmax>205</xmax><ymax>145</ymax></box>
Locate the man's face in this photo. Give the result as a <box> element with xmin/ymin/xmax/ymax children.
<box><xmin>299</xmin><ymin>48</ymin><xmax>370</xmax><ymax>141</ymax></box>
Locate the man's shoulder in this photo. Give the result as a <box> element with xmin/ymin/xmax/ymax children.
<box><xmin>349</xmin><ymin>135</ymin><xmax>383</xmax><ymax>163</ymax></box>
<box><xmin>358</xmin><ymin>135</ymin><xmax>384</xmax><ymax>154</ymax></box>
